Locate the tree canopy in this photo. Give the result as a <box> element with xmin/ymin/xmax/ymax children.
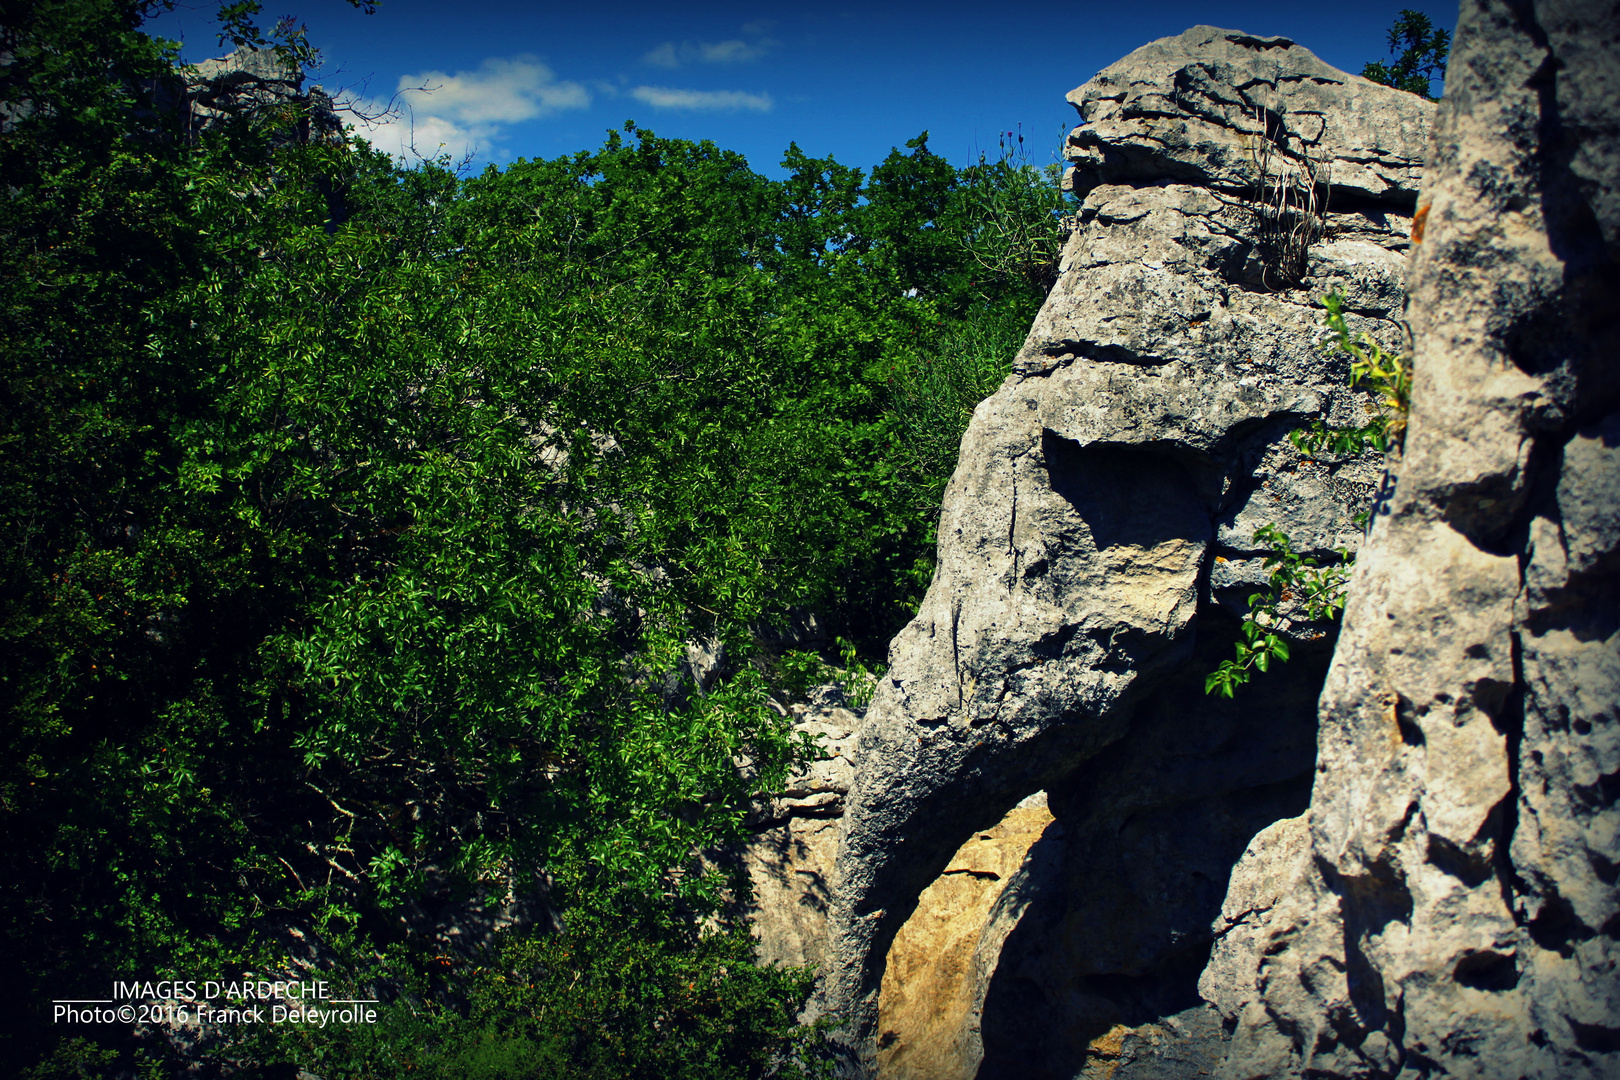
<box><xmin>1</xmin><ymin>2</ymin><xmax>1071</xmax><ymax>1075</ymax></box>
<box><xmin>1361</xmin><ymin>8</ymin><xmax>1452</xmax><ymax>100</ymax></box>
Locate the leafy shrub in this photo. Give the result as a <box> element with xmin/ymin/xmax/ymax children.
<box><xmin>956</xmin><ymin>125</ymin><xmax>1072</xmax><ymax>297</ymax></box>
<box><xmin>1361</xmin><ymin>9</ymin><xmax>1451</xmax><ymax>100</ymax></box>
<box><xmin>773</xmin><ymin>637</ymin><xmax>884</xmax><ymax>710</ymax></box>
<box><xmin>833</xmin><ymin>636</ymin><xmax>885</xmax><ymax>710</ymax></box>
<box><xmin>885</xmin><ymin>315</ymin><xmax>1026</xmax><ymax>502</ymax></box>
<box><xmin>776</xmin><ymin>651</ymin><xmax>833</xmax><ymax>698</ymax></box>
<box><xmin>215</xmin><ymin>904</ymin><xmax>833</xmax><ymax>1080</ymax></box>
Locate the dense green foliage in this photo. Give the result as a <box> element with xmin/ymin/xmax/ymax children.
<box><xmin>1361</xmin><ymin>8</ymin><xmax>1451</xmax><ymax>100</ymax></box>
<box><xmin>0</xmin><ymin>2</ymin><xmax>1069</xmax><ymax>1074</ymax></box>
<box><xmin>217</xmin><ymin>911</ymin><xmax>829</xmax><ymax>1080</ymax></box>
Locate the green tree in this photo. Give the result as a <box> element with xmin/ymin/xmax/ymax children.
<box><xmin>2</xmin><ymin>3</ymin><xmax>1067</xmax><ymax>1073</ymax></box>
<box><xmin>1362</xmin><ymin>9</ymin><xmax>1451</xmax><ymax>99</ymax></box>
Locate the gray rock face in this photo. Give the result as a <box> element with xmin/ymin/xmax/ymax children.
<box><xmin>184</xmin><ymin>46</ymin><xmax>344</xmax><ymax>147</ymax></box>
<box><xmin>1211</xmin><ymin>2</ymin><xmax>1620</xmax><ymax>1077</ymax></box>
<box><xmin>815</xmin><ymin>28</ymin><xmax>1433</xmax><ymax>1075</ymax></box>
<box><xmin>1064</xmin><ymin>26</ymin><xmax>1431</xmax><ymax>204</ymax></box>
<box><xmin>744</xmin><ymin>701</ymin><xmax>861</xmax><ymax>971</ymax></box>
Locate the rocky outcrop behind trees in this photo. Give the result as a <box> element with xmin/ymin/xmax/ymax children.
<box><xmin>815</xmin><ymin>26</ymin><xmax>1434</xmax><ymax>1077</ymax></box>
<box><xmin>1208</xmin><ymin>2</ymin><xmax>1620</xmax><ymax>1077</ymax></box>
<box><xmin>183</xmin><ymin>45</ymin><xmax>344</xmax><ymax>147</ymax></box>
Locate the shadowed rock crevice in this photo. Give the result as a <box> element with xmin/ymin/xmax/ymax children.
<box><xmin>975</xmin><ymin>625</ymin><xmax>1326</xmax><ymax>1079</ymax></box>
<box><xmin>1042</xmin><ymin>436</ymin><xmax>1208</xmax><ymax>551</ymax></box>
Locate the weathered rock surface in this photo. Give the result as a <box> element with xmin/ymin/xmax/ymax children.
<box><xmin>184</xmin><ymin>46</ymin><xmax>344</xmax><ymax>147</ymax></box>
<box><xmin>1063</xmin><ymin>26</ymin><xmax>1431</xmax><ymax>205</ymax></box>
<box><xmin>1210</xmin><ymin>2</ymin><xmax>1620</xmax><ymax>1077</ymax></box>
<box><xmin>816</xmin><ymin>27</ymin><xmax>1433</xmax><ymax>1076</ymax></box>
<box><xmin>743</xmin><ymin>693</ymin><xmax>1053</xmax><ymax>984</ymax></box>
<box><xmin>876</xmin><ymin>793</ymin><xmax>1058</xmax><ymax>1080</ymax></box>
<box><xmin>745</xmin><ymin>699</ymin><xmax>861</xmax><ymax>971</ymax></box>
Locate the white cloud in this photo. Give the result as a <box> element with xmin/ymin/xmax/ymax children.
<box><xmin>629</xmin><ymin>86</ymin><xmax>773</xmax><ymax>112</ymax></box>
<box><xmin>397</xmin><ymin>55</ymin><xmax>588</xmax><ymax>125</ymax></box>
<box><xmin>346</xmin><ymin>107</ymin><xmax>481</xmax><ymax>163</ymax></box>
<box><xmin>698</xmin><ymin>39</ymin><xmax>770</xmax><ymax>63</ymax></box>
<box><xmin>641</xmin><ymin>37</ymin><xmax>776</xmax><ymax>68</ymax></box>
<box><xmin>342</xmin><ymin>54</ymin><xmax>589</xmax><ymax>163</ymax></box>
<box><xmin>642</xmin><ymin>41</ymin><xmax>680</xmax><ymax>68</ymax></box>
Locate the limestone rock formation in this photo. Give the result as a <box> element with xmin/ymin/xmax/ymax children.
<box><xmin>744</xmin><ymin>702</ymin><xmax>1064</xmax><ymax>1068</ymax></box>
<box><xmin>817</xmin><ymin>26</ymin><xmax>1434</xmax><ymax>1075</ymax></box>
<box><xmin>184</xmin><ymin>46</ymin><xmax>344</xmax><ymax>147</ymax></box>
<box><xmin>1062</xmin><ymin>27</ymin><xmax>1432</xmax><ymax>204</ymax></box>
<box><xmin>745</xmin><ymin>699</ymin><xmax>861</xmax><ymax>971</ymax></box>
<box><xmin>1210</xmin><ymin>2</ymin><xmax>1620</xmax><ymax>1077</ymax></box>
<box><xmin>876</xmin><ymin>794</ymin><xmax>1058</xmax><ymax>1080</ymax></box>
<box><xmin>973</xmin><ymin>651</ymin><xmax>1328</xmax><ymax>1080</ymax></box>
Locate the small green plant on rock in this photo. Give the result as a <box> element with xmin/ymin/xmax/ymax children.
<box><xmin>1205</xmin><ymin>293</ymin><xmax>1410</xmax><ymax>696</ymax></box>
<box><xmin>1205</xmin><ymin>524</ymin><xmax>1353</xmax><ymax>698</ymax></box>
<box><xmin>1240</xmin><ymin>106</ymin><xmax>1332</xmax><ymax>288</ymax></box>
<box><xmin>837</xmin><ymin>635</ymin><xmax>886</xmax><ymax>709</ymax></box>
<box><xmin>1290</xmin><ymin>291</ymin><xmax>1412</xmax><ymax>457</ymax></box>
<box><xmin>957</xmin><ymin>124</ymin><xmax>1074</xmax><ymax>297</ymax></box>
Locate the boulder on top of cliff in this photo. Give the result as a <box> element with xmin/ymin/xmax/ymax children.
<box><xmin>1029</xmin><ymin>27</ymin><xmax>1434</xmax><ymax>374</ymax></box>
<box><xmin>1064</xmin><ymin>25</ymin><xmax>1432</xmax><ymax>204</ymax></box>
<box><xmin>184</xmin><ymin>46</ymin><xmax>344</xmax><ymax>147</ymax></box>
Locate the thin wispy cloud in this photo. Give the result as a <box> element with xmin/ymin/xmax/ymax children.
<box><xmin>346</xmin><ymin>55</ymin><xmax>588</xmax><ymax>162</ymax></box>
<box><xmin>629</xmin><ymin>86</ymin><xmax>774</xmax><ymax>112</ymax></box>
<box><xmin>700</xmin><ymin>39</ymin><xmax>769</xmax><ymax>63</ymax></box>
<box><xmin>641</xmin><ymin>37</ymin><xmax>776</xmax><ymax>68</ymax></box>
<box><xmin>642</xmin><ymin>42</ymin><xmax>680</xmax><ymax>69</ymax></box>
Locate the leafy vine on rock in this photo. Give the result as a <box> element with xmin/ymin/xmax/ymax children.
<box><xmin>1204</xmin><ymin>524</ymin><xmax>1353</xmax><ymax>698</ymax></box>
<box><xmin>1290</xmin><ymin>291</ymin><xmax>1414</xmax><ymax>457</ymax></box>
<box><xmin>1205</xmin><ymin>291</ymin><xmax>1410</xmax><ymax>697</ymax></box>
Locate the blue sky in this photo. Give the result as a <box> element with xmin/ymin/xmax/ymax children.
<box><xmin>144</xmin><ymin>0</ymin><xmax>1458</xmax><ymax>179</ymax></box>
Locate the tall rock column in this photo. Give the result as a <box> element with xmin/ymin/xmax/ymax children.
<box><xmin>815</xmin><ymin>27</ymin><xmax>1432</xmax><ymax>1075</ymax></box>
<box><xmin>1210</xmin><ymin>2</ymin><xmax>1620</xmax><ymax>1077</ymax></box>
